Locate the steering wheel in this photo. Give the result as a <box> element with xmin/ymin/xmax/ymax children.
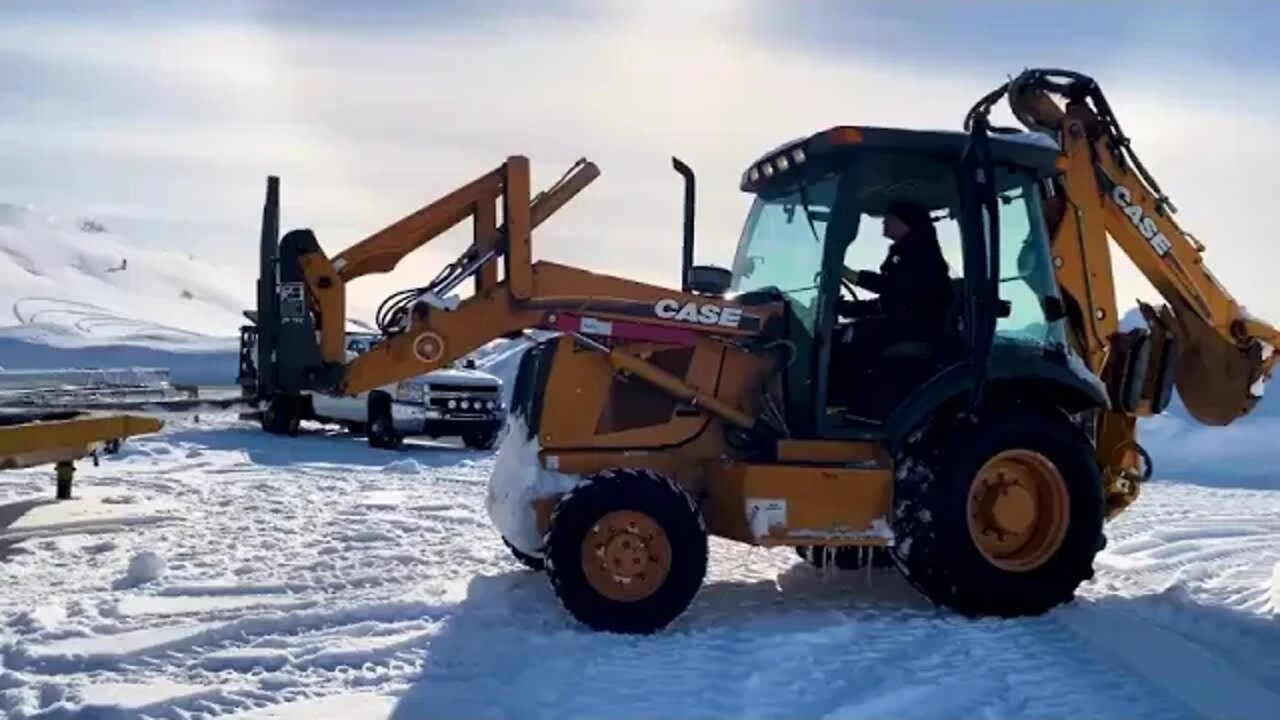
<box><xmin>840</xmin><ymin>276</ymin><xmax>861</xmax><ymax>301</ymax></box>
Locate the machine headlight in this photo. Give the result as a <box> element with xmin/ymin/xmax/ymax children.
<box><xmin>486</xmin><ymin>400</ymin><xmax>496</xmax><ymax>409</ymax></box>
<box><xmin>775</xmin><ymin>155</ymin><xmax>790</xmax><ymax>172</ymax></box>
<box><xmin>460</xmin><ymin>399</ymin><xmax>471</xmax><ymax>410</ymax></box>
<box><xmin>447</xmin><ymin>399</ymin><xmax>458</xmax><ymax>409</ymax></box>
<box><xmin>395</xmin><ymin>381</ymin><xmax>425</xmax><ymax>403</ymax></box>
<box><xmin>792</xmin><ymin>147</ymin><xmax>806</xmax><ymax>165</ymax></box>
<box><xmin>762</xmin><ymin>162</ymin><xmax>775</xmax><ymax>178</ymax></box>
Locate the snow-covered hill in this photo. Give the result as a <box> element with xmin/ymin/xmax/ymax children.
<box><xmin>0</xmin><ymin>203</ymin><xmax>246</xmax><ymax>384</ymax></box>
<box><xmin>0</xmin><ymin>202</ymin><xmax>248</xmax><ymax>347</ymax></box>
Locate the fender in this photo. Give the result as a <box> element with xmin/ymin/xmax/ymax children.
<box><xmin>882</xmin><ymin>347</ymin><xmax>1109</xmax><ymax>454</ymax></box>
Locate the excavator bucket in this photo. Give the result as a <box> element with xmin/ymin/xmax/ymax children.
<box><xmin>1142</xmin><ymin>298</ymin><xmax>1269</xmax><ymax>426</ymax></box>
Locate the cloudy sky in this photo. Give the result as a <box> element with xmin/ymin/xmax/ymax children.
<box><xmin>1</xmin><ymin>0</ymin><xmax>1276</xmax><ymax>326</ymax></box>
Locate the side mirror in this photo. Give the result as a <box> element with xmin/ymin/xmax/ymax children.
<box><xmin>687</xmin><ymin>265</ymin><xmax>731</xmax><ymax>296</ymax></box>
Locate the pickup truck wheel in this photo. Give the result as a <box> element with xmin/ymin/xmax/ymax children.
<box><xmin>367</xmin><ymin>392</ymin><xmax>403</xmax><ymax>450</ymax></box>
<box><xmin>463</xmin><ymin>429</ymin><xmax>499</xmax><ymax>451</ymax></box>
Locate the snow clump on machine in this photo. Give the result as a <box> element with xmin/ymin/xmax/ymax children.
<box><xmin>484</xmin><ymin>416</ymin><xmax>581</xmax><ymax>558</ymax></box>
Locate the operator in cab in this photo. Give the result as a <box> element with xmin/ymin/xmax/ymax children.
<box><xmin>830</xmin><ymin>199</ymin><xmax>954</xmax><ymax>413</ymax></box>
<box><xmin>840</xmin><ymin>199</ymin><xmax>953</xmax><ymax>342</ymax></box>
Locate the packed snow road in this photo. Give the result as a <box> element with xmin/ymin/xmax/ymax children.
<box><xmin>0</xmin><ymin>412</ymin><xmax>1277</xmax><ymax>719</ymax></box>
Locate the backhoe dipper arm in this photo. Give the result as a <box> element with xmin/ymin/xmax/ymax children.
<box><xmin>963</xmin><ymin>68</ymin><xmax>1279</xmax><ymax>516</ymax></box>
<box><xmin>1004</xmin><ymin>70</ymin><xmax>1278</xmax><ymax>427</ymax></box>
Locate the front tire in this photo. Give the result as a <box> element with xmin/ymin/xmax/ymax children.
<box><xmin>502</xmin><ymin>536</ymin><xmax>545</xmax><ymax>571</ymax></box>
<box><xmin>890</xmin><ymin>409</ymin><xmax>1104</xmax><ymax>618</ymax></box>
<box><xmin>544</xmin><ymin>468</ymin><xmax>707</xmax><ymax>634</ymax></box>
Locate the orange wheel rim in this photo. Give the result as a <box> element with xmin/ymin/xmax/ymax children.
<box><xmin>580</xmin><ymin>510</ymin><xmax>672</xmax><ymax>602</ymax></box>
<box><xmin>966</xmin><ymin>449</ymin><xmax>1070</xmax><ymax>572</ymax></box>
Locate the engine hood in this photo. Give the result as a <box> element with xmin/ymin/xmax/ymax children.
<box><xmin>421</xmin><ymin>367</ymin><xmax>501</xmax><ymax>387</ymax></box>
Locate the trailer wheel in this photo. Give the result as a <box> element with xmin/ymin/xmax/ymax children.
<box><xmin>544</xmin><ymin>468</ymin><xmax>707</xmax><ymax>634</ymax></box>
<box><xmin>367</xmin><ymin>392</ymin><xmax>403</xmax><ymax>450</ymax></box>
<box><xmin>261</xmin><ymin>394</ymin><xmax>301</xmax><ymax>436</ymax></box>
<box><xmin>890</xmin><ymin>409</ymin><xmax>1104</xmax><ymax>618</ymax></box>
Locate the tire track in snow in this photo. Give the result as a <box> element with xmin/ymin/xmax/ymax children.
<box><xmin>1057</xmin><ymin>601</ymin><xmax>1280</xmax><ymax>720</ymax></box>
<box><xmin>4</xmin><ymin>415</ymin><xmax>1279</xmax><ymax>719</ymax></box>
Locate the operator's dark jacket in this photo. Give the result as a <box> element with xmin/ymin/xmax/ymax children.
<box><xmin>841</xmin><ymin>228</ymin><xmax>954</xmax><ymax>346</ymax></box>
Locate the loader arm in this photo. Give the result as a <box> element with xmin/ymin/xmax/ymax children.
<box><xmin>972</xmin><ymin>68</ymin><xmax>1279</xmax><ymax>512</ymax></box>
<box><xmin>294</xmin><ymin>158</ymin><xmax>601</xmax><ymax>365</ymax></box>
<box><xmin>266</xmin><ymin>156</ymin><xmax>779</xmax><ymax>436</ymax></box>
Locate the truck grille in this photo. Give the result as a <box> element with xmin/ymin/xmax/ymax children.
<box><xmin>427</xmin><ymin>396</ymin><xmax>499</xmax><ymax>413</ymax></box>
<box><xmin>427</xmin><ymin>383</ymin><xmax>499</xmax><ymax>395</ymax></box>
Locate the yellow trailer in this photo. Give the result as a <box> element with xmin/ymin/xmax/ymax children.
<box><xmin>0</xmin><ymin>411</ymin><xmax>163</xmax><ymax>499</ymax></box>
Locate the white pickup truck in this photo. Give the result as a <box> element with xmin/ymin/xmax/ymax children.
<box><xmin>304</xmin><ymin>333</ymin><xmax>507</xmax><ymax>450</ymax></box>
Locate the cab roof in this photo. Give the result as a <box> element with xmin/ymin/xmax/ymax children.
<box><xmin>740</xmin><ymin>125</ymin><xmax>1062</xmax><ymax>193</ymax></box>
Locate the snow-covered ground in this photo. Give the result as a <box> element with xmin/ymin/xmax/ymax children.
<box><xmin>1</xmin><ymin>410</ymin><xmax>1277</xmax><ymax>719</ymax></box>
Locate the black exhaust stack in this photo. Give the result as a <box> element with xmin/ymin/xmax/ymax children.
<box><xmin>671</xmin><ymin>157</ymin><xmax>732</xmax><ymax>296</ymax></box>
<box><xmin>672</xmin><ymin>157</ymin><xmax>696</xmax><ymax>293</ymax></box>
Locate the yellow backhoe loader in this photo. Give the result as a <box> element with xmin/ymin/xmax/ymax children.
<box><xmin>241</xmin><ymin>68</ymin><xmax>1277</xmax><ymax>634</ymax></box>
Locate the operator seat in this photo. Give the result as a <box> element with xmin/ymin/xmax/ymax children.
<box><xmin>847</xmin><ymin>278</ymin><xmax>966</xmax><ymax>420</ymax></box>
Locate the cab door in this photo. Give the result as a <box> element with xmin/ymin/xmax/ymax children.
<box><xmin>957</xmin><ymin>119</ymin><xmax>1002</xmax><ymax>406</ymax></box>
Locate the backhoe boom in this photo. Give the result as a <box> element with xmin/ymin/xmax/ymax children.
<box><xmin>972</xmin><ymin>68</ymin><xmax>1279</xmax><ymax>512</ymax></box>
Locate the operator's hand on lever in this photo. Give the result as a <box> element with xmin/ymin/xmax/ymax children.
<box><xmin>839</xmin><ymin>265</ymin><xmax>882</xmax><ymax>322</ymax></box>
<box><xmin>842</xmin><ymin>265</ymin><xmax>885</xmax><ymax>293</ymax></box>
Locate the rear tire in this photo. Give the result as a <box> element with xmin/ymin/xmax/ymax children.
<box><xmin>890</xmin><ymin>409</ymin><xmax>1104</xmax><ymax>618</ymax></box>
<box><xmin>544</xmin><ymin>468</ymin><xmax>707</xmax><ymax>634</ymax></box>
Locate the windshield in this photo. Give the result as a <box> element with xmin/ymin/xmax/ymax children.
<box><xmin>729</xmin><ymin>175</ymin><xmax>838</xmax><ymax>333</ymax></box>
